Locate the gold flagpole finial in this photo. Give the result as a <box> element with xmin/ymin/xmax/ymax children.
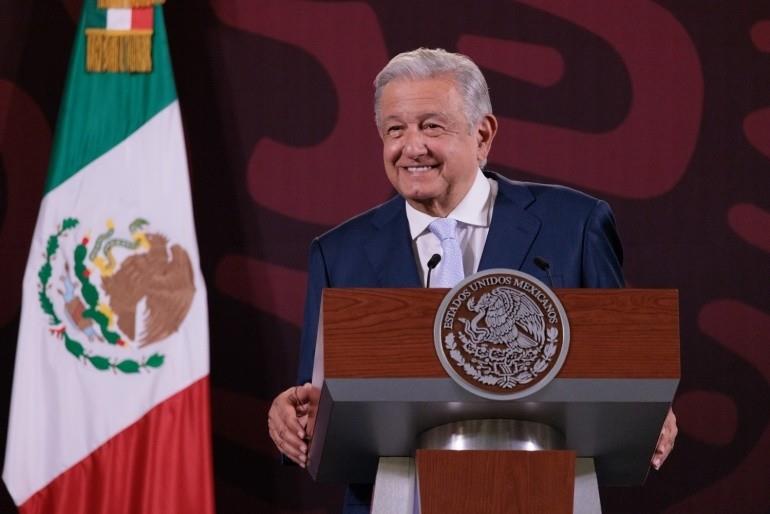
<box><xmin>97</xmin><ymin>0</ymin><xmax>164</xmax><ymax>8</ymax></box>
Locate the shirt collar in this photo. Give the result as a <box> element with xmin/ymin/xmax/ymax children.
<box><xmin>405</xmin><ymin>169</ymin><xmax>492</xmax><ymax>240</ymax></box>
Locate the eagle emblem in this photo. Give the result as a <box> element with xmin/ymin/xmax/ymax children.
<box><xmin>463</xmin><ymin>287</ymin><xmax>545</xmax><ymax>350</ymax></box>
<box><xmin>37</xmin><ymin>217</ymin><xmax>196</xmax><ymax>374</ymax></box>
<box><xmin>101</xmin><ymin>232</ymin><xmax>195</xmax><ymax>346</ymax></box>
<box><xmin>434</xmin><ymin>269</ymin><xmax>570</xmax><ymax>400</ymax></box>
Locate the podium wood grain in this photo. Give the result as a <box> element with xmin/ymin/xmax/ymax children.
<box><xmin>322</xmin><ymin>288</ymin><xmax>679</xmax><ymax>378</ymax></box>
<box><xmin>416</xmin><ymin>450</ymin><xmax>575</xmax><ymax>514</ymax></box>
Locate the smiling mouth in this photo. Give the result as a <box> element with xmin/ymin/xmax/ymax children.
<box><xmin>401</xmin><ymin>164</ymin><xmax>439</xmax><ymax>173</ymax></box>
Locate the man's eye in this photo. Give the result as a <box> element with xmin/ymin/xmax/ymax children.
<box><xmin>423</xmin><ymin>123</ymin><xmax>443</xmax><ymax>132</ymax></box>
<box><xmin>386</xmin><ymin>126</ymin><xmax>403</xmax><ymax>136</ymax></box>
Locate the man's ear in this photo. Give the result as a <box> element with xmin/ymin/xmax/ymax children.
<box><xmin>476</xmin><ymin>114</ymin><xmax>498</xmax><ymax>163</ymax></box>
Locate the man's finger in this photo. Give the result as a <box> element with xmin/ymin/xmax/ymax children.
<box><xmin>268</xmin><ymin>416</ymin><xmax>309</xmax><ymax>466</ymax></box>
<box><xmin>293</xmin><ymin>382</ymin><xmax>314</xmax><ymax>404</ymax></box>
<box><xmin>278</xmin><ymin>406</ymin><xmax>307</xmax><ymax>439</ymax></box>
<box><xmin>651</xmin><ymin>408</ymin><xmax>678</xmax><ymax>470</ymax></box>
<box><xmin>278</xmin><ymin>432</ymin><xmax>309</xmax><ymax>466</ymax></box>
<box><xmin>274</xmin><ymin>388</ymin><xmax>309</xmax><ymax>439</ymax></box>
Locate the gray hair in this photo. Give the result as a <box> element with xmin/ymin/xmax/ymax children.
<box><xmin>373</xmin><ymin>48</ymin><xmax>493</xmax><ymax>129</ymax></box>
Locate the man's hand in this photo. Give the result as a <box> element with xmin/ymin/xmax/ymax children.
<box><xmin>268</xmin><ymin>383</ymin><xmax>317</xmax><ymax>468</ymax></box>
<box><xmin>652</xmin><ymin>407</ymin><xmax>678</xmax><ymax>470</ymax></box>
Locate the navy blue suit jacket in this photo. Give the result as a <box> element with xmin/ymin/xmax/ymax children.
<box><xmin>297</xmin><ymin>172</ymin><xmax>624</xmax><ymax>384</ymax></box>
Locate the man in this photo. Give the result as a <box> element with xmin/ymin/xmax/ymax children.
<box><xmin>268</xmin><ymin>48</ymin><xmax>677</xmax><ymax>511</ymax></box>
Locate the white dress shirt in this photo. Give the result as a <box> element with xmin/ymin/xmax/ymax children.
<box><xmin>405</xmin><ymin>170</ymin><xmax>499</xmax><ymax>287</ymax></box>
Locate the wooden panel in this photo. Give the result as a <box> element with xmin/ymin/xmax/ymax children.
<box><xmin>322</xmin><ymin>288</ymin><xmax>679</xmax><ymax>379</ymax></box>
<box><xmin>558</xmin><ymin>289</ymin><xmax>680</xmax><ymax>377</ymax></box>
<box><xmin>416</xmin><ymin>450</ymin><xmax>574</xmax><ymax>514</ymax></box>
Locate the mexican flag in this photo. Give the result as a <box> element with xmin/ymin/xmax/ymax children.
<box><xmin>2</xmin><ymin>1</ymin><xmax>214</xmax><ymax>513</ymax></box>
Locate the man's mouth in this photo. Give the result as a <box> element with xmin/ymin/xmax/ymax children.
<box><xmin>401</xmin><ymin>164</ymin><xmax>439</xmax><ymax>173</ymax></box>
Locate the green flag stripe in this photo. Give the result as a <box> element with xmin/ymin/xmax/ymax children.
<box><xmin>84</xmin><ymin>1</ymin><xmax>106</xmax><ymax>28</ymax></box>
<box><xmin>45</xmin><ymin>0</ymin><xmax>177</xmax><ymax>193</ymax></box>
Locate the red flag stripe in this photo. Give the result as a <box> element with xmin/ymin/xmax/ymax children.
<box><xmin>19</xmin><ymin>377</ymin><xmax>214</xmax><ymax>514</ymax></box>
<box><xmin>131</xmin><ymin>7</ymin><xmax>153</xmax><ymax>30</ymax></box>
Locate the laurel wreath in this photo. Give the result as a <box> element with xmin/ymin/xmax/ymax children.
<box><xmin>38</xmin><ymin>218</ymin><xmax>165</xmax><ymax>374</ymax></box>
<box><xmin>444</xmin><ymin>329</ymin><xmax>559</xmax><ymax>389</ymax></box>
<box><xmin>74</xmin><ymin>239</ymin><xmax>123</xmax><ymax>345</ymax></box>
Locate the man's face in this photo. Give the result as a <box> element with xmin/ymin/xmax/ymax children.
<box><xmin>378</xmin><ymin>76</ymin><xmax>496</xmax><ymax>217</ymax></box>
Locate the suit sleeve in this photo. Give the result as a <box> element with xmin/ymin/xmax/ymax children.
<box><xmin>581</xmin><ymin>200</ymin><xmax>625</xmax><ymax>288</ymax></box>
<box><xmin>296</xmin><ymin>238</ymin><xmax>330</xmax><ymax>384</ymax></box>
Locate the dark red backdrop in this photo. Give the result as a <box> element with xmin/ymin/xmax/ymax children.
<box><xmin>1</xmin><ymin>1</ymin><xmax>769</xmax><ymax>512</ymax></box>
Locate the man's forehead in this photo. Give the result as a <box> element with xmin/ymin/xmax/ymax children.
<box><xmin>380</xmin><ymin>79</ymin><xmax>463</xmax><ymax>112</ymax></box>
<box><xmin>381</xmin><ymin>75</ymin><xmax>459</xmax><ymax>97</ymax></box>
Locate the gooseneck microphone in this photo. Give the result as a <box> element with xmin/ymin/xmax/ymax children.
<box><xmin>426</xmin><ymin>253</ymin><xmax>441</xmax><ymax>288</ymax></box>
<box><xmin>533</xmin><ymin>256</ymin><xmax>554</xmax><ymax>288</ymax></box>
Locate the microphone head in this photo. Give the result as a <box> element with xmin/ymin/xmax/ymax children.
<box><xmin>427</xmin><ymin>253</ymin><xmax>442</xmax><ymax>269</ymax></box>
<box><xmin>533</xmin><ymin>256</ymin><xmax>550</xmax><ymax>271</ymax></box>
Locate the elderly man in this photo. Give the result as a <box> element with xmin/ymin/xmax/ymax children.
<box><xmin>268</xmin><ymin>48</ymin><xmax>677</xmax><ymax>512</ymax></box>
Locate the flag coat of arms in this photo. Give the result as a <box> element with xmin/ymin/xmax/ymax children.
<box><xmin>3</xmin><ymin>1</ymin><xmax>214</xmax><ymax>512</ymax></box>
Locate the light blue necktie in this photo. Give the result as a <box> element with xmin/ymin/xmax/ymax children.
<box><xmin>428</xmin><ymin>218</ymin><xmax>464</xmax><ymax>288</ymax></box>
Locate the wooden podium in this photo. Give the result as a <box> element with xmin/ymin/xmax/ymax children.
<box><xmin>305</xmin><ymin>288</ymin><xmax>679</xmax><ymax>513</ymax></box>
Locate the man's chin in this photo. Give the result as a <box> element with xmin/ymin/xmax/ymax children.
<box><xmin>398</xmin><ymin>175</ymin><xmax>441</xmax><ymax>193</ymax></box>
<box><xmin>401</xmin><ymin>188</ymin><xmax>438</xmax><ymax>203</ymax></box>
<box><xmin>404</xmin><ymin>194</ymin><xmax>442</xmax><ymax>211</ymax></box>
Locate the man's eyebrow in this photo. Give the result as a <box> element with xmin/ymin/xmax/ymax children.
<box><xmin>382</xmin><ymin>112</ymin><xmax>450</xmax><ymax>123</ymax></box>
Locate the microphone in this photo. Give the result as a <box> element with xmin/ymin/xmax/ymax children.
<box><xmin>533</xmin><ymin>256</ymin><xmax>554</xmax><ymax>288</ymax></box>
<box><xmin>426</xmin><ymin>253</ymin><xmax>441</xmax><ymax>288</ymax></box>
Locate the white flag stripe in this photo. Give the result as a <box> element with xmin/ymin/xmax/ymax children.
<box><xmin>105</xmin><ymin>9</ymin><xmax>132</xmax><ymax>30</ymax></box>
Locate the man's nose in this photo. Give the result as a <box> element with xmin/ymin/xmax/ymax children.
<box><xmin>402</xmin><ymin>129</ymin><xmax>428</xmax><ymax>159</ymax></box>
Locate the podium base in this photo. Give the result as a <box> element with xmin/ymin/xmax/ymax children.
<box><xmin>371</xmin><ymin>456</ymin><xmax>601</xmax><ymax>514</ymax></box>
<box><xmin>574</xmin><ymin>458</ymin><xmax>602</xmax><ymax>514</ymax></box>
<box><xmin>371</xmin><ymin>457</ymin><xmax>417</xmax><ymax>514</ymax></box>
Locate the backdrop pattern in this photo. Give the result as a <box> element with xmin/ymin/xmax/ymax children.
<box><xmin>1</xmin><ymin>1</ymin><xmax>769</xmax><ymax>513</ymax></box>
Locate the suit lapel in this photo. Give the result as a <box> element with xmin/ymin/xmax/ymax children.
<box><xmin>479</xmin><ymin>174</ymin><xmax>542</xmax><ymax>272</ymax></box>
<box><xmin>364</xmin><ymin>197</ymin><xmax>421</xmax><ymax>287</ymax></box>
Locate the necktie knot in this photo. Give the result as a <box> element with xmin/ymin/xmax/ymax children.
<box><xmin>428</xmin><ymin>217</ymin><xmax>458</xmax><ymax>241</ymax></box>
